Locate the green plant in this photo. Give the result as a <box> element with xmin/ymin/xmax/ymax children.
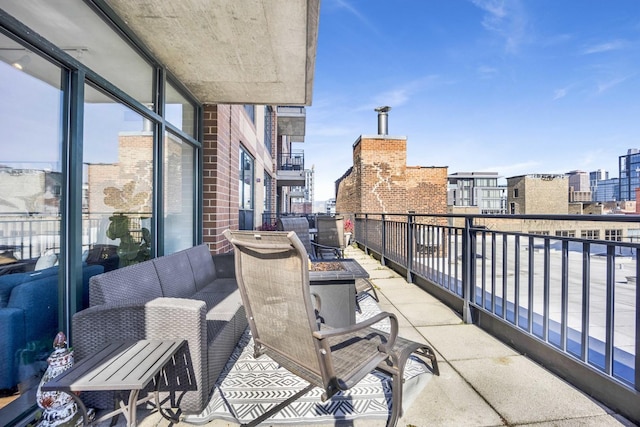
<box><xmin>103</xmin><ymin>181</ymin><xmax>151</xmax><ymax>267</ymax></box>
<box><xmin>106</xmin><ymin>213</ymin><xmax>151</xmax><ymax>267</ymax></box>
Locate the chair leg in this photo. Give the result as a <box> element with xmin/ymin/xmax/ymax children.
<box><xmin>387</xmin><ymin>371</ymin><xmax>403</xmax><ymax>427</ymax></box>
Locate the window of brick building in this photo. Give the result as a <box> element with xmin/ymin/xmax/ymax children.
<box><xmin>555</xmin><ymin>230</ymin><xmax>576</xmax><ymax>237</ymax></box>
<box><xmin>604</xmin><ymin>229</ymin><xmax>622</xmax><ymax>242</ymax></box>
<box><xmin>581</xmin><ymin>229</ymin><xmax>600</xmax><ymax>240</ymax></box>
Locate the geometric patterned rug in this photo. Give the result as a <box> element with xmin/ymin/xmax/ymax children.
<box><xmin>183</xmin><ymin>294</ymin><xmax>434</xmax><ymax>425</ymax></box>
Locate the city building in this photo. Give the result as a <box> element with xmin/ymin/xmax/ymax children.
<box><xmin>619</xmin><ymin>148</ymin><xmax>640</xmax><ymax>201</ymax></box>
<box><xmin>506</xmin><ymin>174</ymin><xmax>568</xmax><ymax>214</ymax></box>
<box><xmin>589</xmin><ymin>168</ymin><xmax>609</xmax><ymax>199</ymax></box>
<box><xmin>0</xmin><ymin>1</ymin><xmax>319</xmax><ymax>421</ymax></box>
<box><xmin>447</xmin><ymin>172</ymin><xmax>507</xmax><ymax>214</ymax></box>
<box><xmin>566</xmin><ymin>170</ymin><xmax>592</xmax><ymax>202</ymax></box>
<box><xmin>593</xmin><ymin>177</ymin><xmax>620</xmax><ymax>202</ymax></box>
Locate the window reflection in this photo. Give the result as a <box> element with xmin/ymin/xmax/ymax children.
<box><xmin>0</xmin><ymin>38</ymin><xmax>64</xmax><ymax>406</ymax></box>
<box><xmin>83</xmin><ymin>85</ymin><xmax>153</xmax><ymax>273</ymax></box>
<box><xmin>163</xmin><ymin>132</ymin><xmax>195</xmax><ymax>253</ymax></box>
<box><xmin>239</xmin><ymin>147</ymin><xmax>254</xmax><ymax>230</ymax></box>
<box><xmin>166</xmin><ymin>81</ymin><xmax>196</xmax><ymax>137</ymax></box>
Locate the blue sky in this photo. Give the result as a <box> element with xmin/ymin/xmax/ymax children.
<box><xmin>304</xmin><ymin>0</ymin><xmax>640</xmax><ymax>201</ymax></box>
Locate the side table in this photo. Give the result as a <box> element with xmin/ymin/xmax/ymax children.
<box><xmin>41</xmin><ymin>339</ymin><xmax>185</xmax><ymax>427</ymax></box>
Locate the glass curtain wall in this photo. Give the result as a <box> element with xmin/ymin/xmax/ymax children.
<box><xmin>0</xmin><ymin>1</ymin><xmax>200</xmax><ymax>419</ymax></box>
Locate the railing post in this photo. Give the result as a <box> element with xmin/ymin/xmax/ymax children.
<box><xmin>407</xmin><ymin>213</ymin><xmax>414</xmax><ymax>283</ymax></box>
<box><xmin>462</xmin><ymin>216</ymin><xmax>474</xmax><ymax>324</ymax></box>
<box><xmin>636</xmin><ymin>250</ymin><xmax>639</xmax><ymax>391</ymax></box>
<box><xmin>381</xmin><ymin>214</ymin><xmax>386</xmax><ymax>266</ymax></box>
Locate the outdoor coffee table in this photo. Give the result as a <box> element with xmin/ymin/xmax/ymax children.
<box><xmin>41</xmin><ymin>339</ymin><xmax>185</xmax><ymax>427</ymax></box>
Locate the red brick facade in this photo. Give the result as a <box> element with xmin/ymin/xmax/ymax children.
<box><xmin>202</xmin><ymin>105</ymin><xmax>239</xmax><ymax>254</ymax></box>
<box><xmin>336</xmin><ymin>135</ymin><xmax>448</xmax><ymax>215</ymax></box>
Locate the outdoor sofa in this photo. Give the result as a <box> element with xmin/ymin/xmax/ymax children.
<box><xmin>71</xmin><ymin>244</ymin><xmax>247</xmax><ymax>414</ymax></box>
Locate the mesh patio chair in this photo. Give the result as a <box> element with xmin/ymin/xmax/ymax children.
<box><xmin>276</xmin><ymin>216</ymin><xmax>342</xmax><ymax>260</ymax></box>
<box><xmin>315</xmin><ymin>215</ymin><xmax>346</xmax><ymax>259</ymax></box>
<box><xmin>223</xmin><ymin>229</ymin><xmax>439</xmax><ymax>427</ymax></box>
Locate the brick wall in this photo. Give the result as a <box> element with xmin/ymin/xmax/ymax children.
<box><xmin>202</xmin><ymin>104</ymin><xmax>239</xmax><ymax>254</ymax></box>
<box><xmin>336</xmin><ymin>135</ymin><xmax>448</xmax><ymax>216</ymax></box>
<box><xmin>507</xmin><ymin>175</ymin><xmax>568</xmax><ymax>214</ymax></box>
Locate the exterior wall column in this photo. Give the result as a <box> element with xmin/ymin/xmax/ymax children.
<box><xmin>202</xmin><ymin>105</ymin><xmax>239</xmax><ymax>254</ymax></box>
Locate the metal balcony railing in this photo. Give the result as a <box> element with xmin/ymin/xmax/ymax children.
<box><xmin>353</xmin><ymin>212</ymin><xmax>640</xmax><ymax>424</ymax></box>
<box><xmin>277</xmin><ymin>150</ymin><xmax>305</xmax><ymax>171</ymax></box>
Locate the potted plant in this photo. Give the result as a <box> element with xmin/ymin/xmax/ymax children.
<box><xmin>343</xmin><ymin>218</ymin><xmax>354</xmax><ymax>245</ymax></box>
<box><xmin>103</xmin><ymin>181</ymin><xmax>151</xmax><ymax>268</ymax></box>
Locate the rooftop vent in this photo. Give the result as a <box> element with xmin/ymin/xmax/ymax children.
<box><xmin>374</xmin><ymin>106</ymin><xmax>391</xmax><ymax>135</ymax></box>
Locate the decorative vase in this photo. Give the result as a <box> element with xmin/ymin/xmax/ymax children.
<box><xmin>35</xmin><ymin>332</ymin><xmax>81</xmax><ymax>426</ymax></box>
<box><xmin>344</xmin><ymin>232</ymin><xmax>352</xmax><ymax>245</ymax></box>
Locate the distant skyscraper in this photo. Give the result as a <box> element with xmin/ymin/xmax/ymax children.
<box><xmin>619</xmin><ymin>148</ymin><xmax>640</xmax><ymax>201</ymax></box>
<box><xmin>593</xmin><ymin>178</ymin><xmax>620</xmax><ymax>202</ymax></box>
<box><xmin>589</xmin><ymin>169</ymin><xmax>609</xmax><ymax>200</ymax></box>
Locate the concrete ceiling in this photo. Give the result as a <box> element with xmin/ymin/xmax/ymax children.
<box><xmin>105</xmin><ymin>0</ymin><xmax>320</xmax><ymax>105</ymax></box>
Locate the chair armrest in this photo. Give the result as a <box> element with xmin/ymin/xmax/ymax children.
<box><xmin>310</xmin><ymin>241</ymin><xmax>344</xmax><ymax>258</ymax></box>
<box><xmin>72</xmin><ymin>299</ymin><xmax>149</xmax><ymax>360</ymax></box>
<box><xmin>313</xmin><ymin>311</ymin><xmax>399</xmax><ymax>352</ymax></box>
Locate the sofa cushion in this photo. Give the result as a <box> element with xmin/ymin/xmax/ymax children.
<box><xmin>185</xmin><ymin>245</ymin><xmax>217</xmax><ymax>291</ymax></box>
<box><xmin>0</xmin><ymin>266</ymin><xmax>59</xmax><ymax>307</ymax></box>
<box><xmin>191</xmin><ymin>287</ymin><xmax>243</xmax><ymax>320</ymax></box>
<box><xmin>153</xmin><ymin>251</ymin><xmax>197</xmax><ymax>298</ymax></box>
<box><xmin>89</xmin><ymin>261</ymin><xmax>162</xmax><ymax>306</ymax></box>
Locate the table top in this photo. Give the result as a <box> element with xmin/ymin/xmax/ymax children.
<box><xmin>309</xmin><ymin>258</ymin><xmax>369</xmax><ymax>282</ymax></box>
<box><xmin>41</xmin><ymin>340</ymin><xmax>185</xmax><ymax>392</ymax></box>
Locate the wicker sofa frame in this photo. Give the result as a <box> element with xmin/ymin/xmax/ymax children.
<box><xmin>71</xmin><ymin>244</ymin><xmax>247</xmax><ymax>415</ymax></box>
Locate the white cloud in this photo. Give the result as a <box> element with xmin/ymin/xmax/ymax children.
<box><xmin>582</xmin><ymin>40</ymin><xmax>626</xmax><ymax>55</ymax></box>
<box><xmin>470</xmin><ymin>0</ymin><xmax>528</xmax><ymax>53</ymax></box>
<box><xmin>553</xmin><ymin>87</ymin><xmax>569</xmax><ymax>100</ymax></box>
<box><xmin>478</xmin><ymin>65</ymin><xmax>499</xmax><ymax>79</ymax></box>
<box><xmin>596</xmin><ymin>76</ymin><xmax>630</xmax><ymax>94</ymax></box>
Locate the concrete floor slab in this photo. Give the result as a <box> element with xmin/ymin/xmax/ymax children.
<box><xmin>396</xmin><ymin>302</ymin><xmax>464</xmax><ymax>327</ymax></box>
<box><xmin>452</xmin><ymin>355</ymin><xmax>610</xmax><ymax>425</ymax></box>
<box><xmin>416</xmin><ymin>324</ymin><xmax>519</xmax><ymax>361</ymax></box>
<box><xmin>398</xmin><ymin>362</ymin><xmax>505</xmax><ymax>427</ymax></box>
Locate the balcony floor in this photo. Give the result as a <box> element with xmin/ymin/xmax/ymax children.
<box><xmin>98</xmin><ymin>245</ymin><xmax>633</xmax><ymax>427</ymax></box>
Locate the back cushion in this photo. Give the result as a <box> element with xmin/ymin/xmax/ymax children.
<box><xmin>89</xmin><ymin>261</ymin><xmax>162</xmax><ymax>306</ymax></box>
<box><xmin>186</xmin><ymin>244</ymin><xmax>217</xmax><ymax>291</ymax></box>
<box><xmin>153</xmin><ymin>251</ymin><xmax>197</xmax><ymax>298</ymax></box>
<box><xmin>0</xmin><ymin>267</ymin><xmax>59</xmax><ymax>307</ymax></box>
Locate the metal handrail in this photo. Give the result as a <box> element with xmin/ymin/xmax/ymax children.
<box><xmin>352</xmin><ymin>211</ymin><xmax>640</xmax><ymax>424</ymax></box>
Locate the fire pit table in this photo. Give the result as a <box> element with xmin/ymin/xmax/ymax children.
<box><xmin>308</xmin><ymin>258</ymin><xmax>369</xmax><ymax>327</ymax></box>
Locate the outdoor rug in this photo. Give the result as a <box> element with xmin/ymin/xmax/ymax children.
<box><xmin>183</xmin><ymin>294</ymin><xmax>434</xmax><ymax>425</ymax></box>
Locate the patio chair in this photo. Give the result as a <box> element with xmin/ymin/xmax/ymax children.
<box><xmin>276</xmin><ymin>216</ymin><xmax>342</xmax><ymax>260</ymax></box>
<box><xmin>315</xmin><ymin>215</ymin><xmax>346</xmax><ymax>258</ymax></box>
<box><xmin>223</xmin><ymin>229</ymin><xmax>439</xmax><ymax>427</ymax></box>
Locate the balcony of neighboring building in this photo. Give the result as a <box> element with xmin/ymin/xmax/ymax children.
<box><xmin>276</xmin><ymin>150</ymin><xmax>306</xmax><ymax>186</ymax></box>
